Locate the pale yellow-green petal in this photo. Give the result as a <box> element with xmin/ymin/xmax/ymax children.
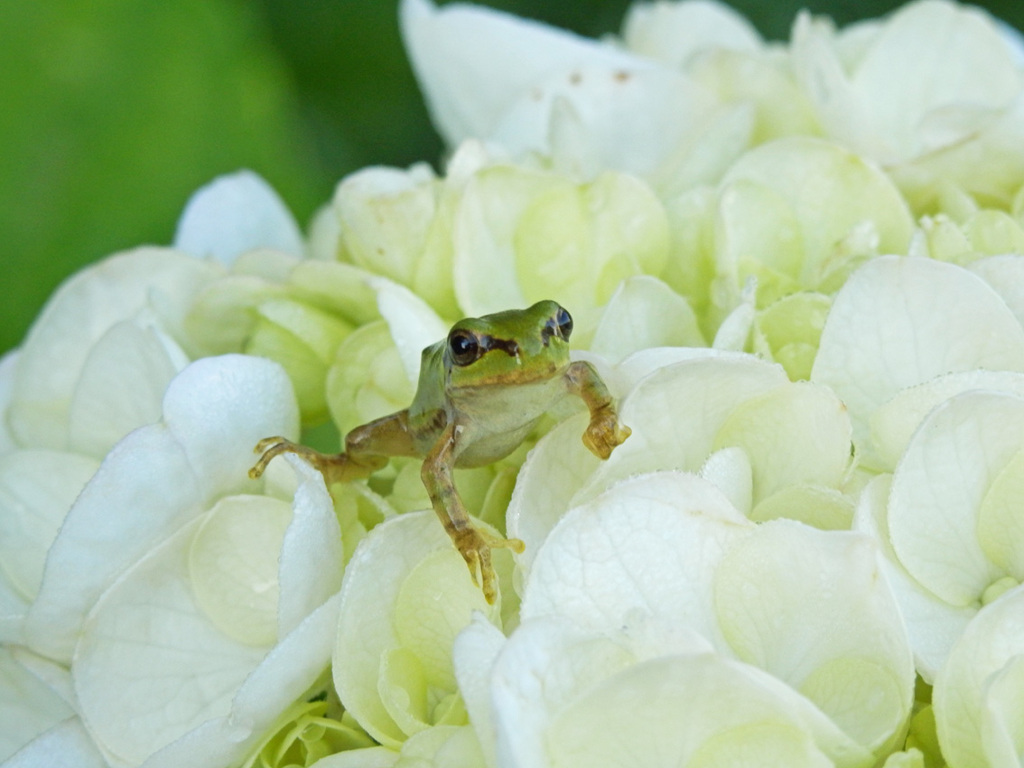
<box><xmin>888</xmin><ymin>392</ymin><xmax>1024</xmax><ymax>607</ymax></box>
<box><xmin>188</xmin><ymin>494</ymin><xmax>292</xmax><ymax>647</ymax></box>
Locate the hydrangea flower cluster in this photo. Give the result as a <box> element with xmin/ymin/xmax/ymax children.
<box><xmin>4</xmin><ymin>0</ymin><xmax>1024</xmax><ymax>766</ymax></box>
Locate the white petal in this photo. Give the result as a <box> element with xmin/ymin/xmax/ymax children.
<box><xmin>189</xmin><ymin>495</ymin><xmax>292</xmax><ymax>646</ymax></box>
<box><xmin>574</xmin><ymin>355</ymin><xmax>788</xmax><ymax>504</ymax></box>
<box><xmin>141</xmin><ymin>594</ymin><xmax>341</xmax><ymax>768</ymax></box>
<box><xmin>307</xmin><ymin>747</ymin><xmax>398</xmax><ymax>768</ymax></box>
<box><xmin>333</xmin><ymin>165</ymin><xmax>441</xmax><ymax>293</ymax></box>
<box><xmin>489</xmin><ymin>615</ymin><xmax>864</xmax><ymax>768</ymax></box>
<box><xmin>288</xmin><ymin>260</ymin><xmax>381</xmax><ymax>328</ymax></box>
<box><xmin>27</xmin><ymin>356</ymin><xmax>297</xmax><ymax>661</ymax></box>
<box><xmin>174</xmin><ymin>170</ymin><xmax>304</xmax><ymax>264</ymax></box>
<box><xmin>505</xmin><ymin>412</ymin><xmax>602</xmax><ymax>575</ymax></box>
<box><xmin>716</xmin><ymin>139</ymin><xmax>913</xmax><ymax>286</ymax></box>
<box><xmin>399</xmin><ymin>0</ymin><xmax>642</xmax><ymax>146</ymax></box>
<box><xmin>548</xmin><ymin>654</ymin><xmax>861</xmax><ymax>768</ymax></box>
<box><xmin>888</xmin><ymin>391</ymin><xmax>1024</xmax><ymax>606</ymax></box>
<box><xmin>9</xmin><ymin>248</ymin><xmax>220</xmax><ymax>450</ymax></box>
<box><xmin>489</xmin><ymin>66</ymin><xmax>723</xmax><ymax>185</ymax></box>
<box><xmin>790</xmin><ymin>13</ymin><xmax>886</xmax><ymax>159</ymax></box>
<box><xmin>393</xmin><ymin>725</ymin><xmax>485</xmax><ymax>766</ymax></box>
<box><xmin>934</xmin><ymin>584</ymin><xmax>1024</xmax><ymax>768</ymax></box>
<box><xmin>852</xmin><ymin>474</ymin><xmax>973</xmax><ymax>682</ymax></box>
<box><xmin>812</xmin><ymin>256</ymin><xmax>1024</xmax><ymax>451</ymax></box>
<box><xmin>11</xmin><ymin>648</ymin><xmax>74</xmax><ymax>716</ymax></box>
<box><xmin>713</xmin><ymin>382</ymin><xmax>851</xmax><ymax>505</ymax></box>
<box><xmin>0</xmin><ymin>647</ymin><xmax>75</xmax><ymax>762</ymax></box>
<box><xmin>67</xmin><ymin>320</ymin><xmax>185</xmax><ymax>458</ymax></box>
<box><xmin>521</xmin><ymin>471</ymin><xmax>752</xmax><ymax>650</ymax></box>
<box><xmin>160</xmin><ymin>354</ymin><xmax>299</xmax><ymax>500</ymax></box>
<box><xmin>333</xmin><ymin>511</ymin><xmax>499</xmax><ymax>747</ymax></box>
<box><xmin>590</xmin><ymin>276</ymin><xmax>704</xmax><ymax>363</ymax></box>
<box><xmin>970</xmin><ymin>254</ymin><xmax>1024</xmax><ymax>329</ymax></box>
<box><xmin>712</xmin><ymin>294</ymin><xmax>756</xmax><ymax>351</ymax></box>
<box><xmin>622</xmin><ymin>0</ymin><xmax>761</xmax><ymax>67</ymax></box>
<box><xmin>614</xmin><ymin>346</ymin><xmax>742</xmax><ymax>388</ymax></box>
<box><xmin>73</xmin><ymin>514</ymin><xmax>269</xmax><ymax>766</ymax></box>
<box><xmin>0</xmin><ymin>450</ymin><xmax>99</xmax><ymax>601</ymax></box>
<box><xmin>453</xmin><ymin>169</ymin><xmax>669</xmax><ymax>319</ymax></box>
<box><xmin>489</xmin><ymin>616</ymin><xmax>639</xmax><ymax>768</ymax></box>
<box><xmin>0</xmin><ymin>349</ymin><xmax>19</xmax><ymax>453</ymax></box>
<box><xmin>714</xmin><ymin>521</ymin><xmax>914</xmax><ymax>750</ymax></box>
<box><xmin>2</xmin><ymin>718</ymin><xmax>106</xmax><ymax>768</ymax></box>
<box><xmin>451</xmin><ymin>166</ymin><xmax>553</xmax><ymax>316</ymax></box>
<box><xmin>750</xmin><ymin>485</ymin><xmax>855</xmax><ymax>531</ymax></box>
<box><xmin>452</xmin><ymin>615</ymin><xmax>505</xmax><ymax>768</ymax></box>
<box><xmin>26</xmin><ymin>426</ymin><xmax>200</xmax><ymax>662</ymax></box>
<box><xmin>370</xmin><ymin>277</ymin><xmax>448</xmax><ymax>386</ymax></box>
<box><xmin>849</xmin><ymin>1</ymin><xmax>1021</xmax><ymax>159</ymax></box>
<box><xmin>277</xmin><ymin>455</ymin><xmax>344</xmax><ymax>638</ymax></box>
<box><xmin>0</xmin><ymin>570</ymin><xmax>28</xmax><ymax>644</ymax></box>
<box><xmin>699</xmin><ymin>446</ymin><xmax>754</xmax><ymax>516</ymax></box>
<box><xmin>869</xmin><ymin>370</ymin><xmax>1024</xmax><ymax>472</ymax></box>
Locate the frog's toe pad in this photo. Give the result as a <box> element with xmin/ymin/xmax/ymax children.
<box><xmin>583</xmin><ymin>416</ymin><xmax>632</xmax><ymax>460</ymax></box>
<box><xmin>479</xmin><ymin>530</ymin><xmax>525</xmax><ymax>554</ymax></box>
<box><xmin>249</xmin><ymin>436</ymin><xmax>298</xmax><ymax>479</ymax></box>
<box><xmin>453</xmin><ymin>527</ymin><xmax>504</xmax><ymax>604</ymax></box>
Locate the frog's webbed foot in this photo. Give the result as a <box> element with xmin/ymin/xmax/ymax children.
<box><xmin>249</xmin><ymin>436</ymin><xmax>378</xmax><ymax>485</ymax></box>
<box><xmin>451</xmin><ymin>525</ymin><xmax>524</xmax><ymax>605</ymax></box>
<box><xmin>582</xmin><ymin>407</ymin><xmax>631</xmax><ymax>460</ymax></box>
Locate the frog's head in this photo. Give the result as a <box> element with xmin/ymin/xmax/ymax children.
<box><xmin>444</xmin><ymin>300</ymin><xmax>573</xmax><ymax>388</ymax></box>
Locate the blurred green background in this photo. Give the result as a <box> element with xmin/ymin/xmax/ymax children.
<box><xmin>3</xmin><ymin>0</ymin><xmax>1022</xmax><ymax>354</ymax></box>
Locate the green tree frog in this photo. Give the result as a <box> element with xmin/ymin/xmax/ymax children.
<box><xmin>249</xmin><ymin>300</ymin><xmax>631</xmax><ymax>603</ymax></box>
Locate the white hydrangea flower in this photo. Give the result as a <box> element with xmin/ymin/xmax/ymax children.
<box><xmin>666</xmin><ymin>135</ymin><xmax>914</xmax><ymax>340</ymax></box>
<box><xmin>0</xmin><ymin>249</ymin><xmax>227</xmax><ymax>764</ymax></box>
<box><xmin>789</xmin><ymin>0</ymin><xmax>1024</xmax><ymax>211</ymax></box>
<box><xmin>298</xmin><ymin>138</ymin><xmax>681</xmax><ymax>347</ymax></box>
<box><xmin>458</xmin><ymin>472</ymin><xmax>914</xmax><ymax>767</ymax></box>
<box><xmin>6</xmin><ymin>354</ymin><xmax>351</xmax><ymax>767</ymax></box>
<box><xmin>8</xmin><ymin>3</ymin><xmax>1024</xmax><ymax>767</ymax></box>
<box><xmin>401</xmin><ymin>0</ymin><xmax>750</xmax><ymax>193</ymax></box>
<box><xmin>509</xmin><ymin>351</ymin><xmax>855</xmax><ymax>580</ymax></box>
<box><xmin>0</xmin><ymin>171</ymin><xmax>348</xmax><ymax>765</ymax></box>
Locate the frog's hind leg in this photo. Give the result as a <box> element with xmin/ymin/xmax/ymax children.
<box><xmin>248</xmin><ymin>436</ymin><xmax>384</xmax><ymax>484</ymax></box>
<box><xmin>421</xmin><ymin>422</ymin><xmax>524</xmax><ymax>604</ymax></box>
<box><xmin>249</xmin><ymin>410</ymin><xmax>418</xmax><ymax>486</ymax></box>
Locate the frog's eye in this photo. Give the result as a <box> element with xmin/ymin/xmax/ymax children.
<box><xmin>542</xmin><ymin>305</ymin><xmax>574</xmax><ymax>344</ymax></box>
<box><xmin>448</xmin><ymin>329</ymin><xmax>481</xmax><ymax>366</ymax></box>
<box><xmin>555</xmin><ymin>306</ymin><xmax>573</xmax><ymax>339</ymax></box>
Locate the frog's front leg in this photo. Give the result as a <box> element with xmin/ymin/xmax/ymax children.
<box><xmin>249</xmin><ymin>410</ymin><xmax>418</xmax><ymax>485</ymax></box>
<box><xmin>421</xmin><ymin>422</ymin><xmax>524</xmax><ymax>604</ymax></box>
<box><xmin>564</xmin><ymin>360</ymin><xmax>631</xmax><ymax>459</ymax></box>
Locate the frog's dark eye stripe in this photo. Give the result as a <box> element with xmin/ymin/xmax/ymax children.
<box><xmin>481</xmin><ymin>335</ymin><xmax>520</xmax><ymax>358</ymax></box>
<box><xmin>448</xmin><ymin>330</ymin><xmax>481</xmax><ymax>366</ymax></box>
<box><xmin>542</xmin><ymin>305</ymin><xmax>573</xmax><ymax>345</ymax></box>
